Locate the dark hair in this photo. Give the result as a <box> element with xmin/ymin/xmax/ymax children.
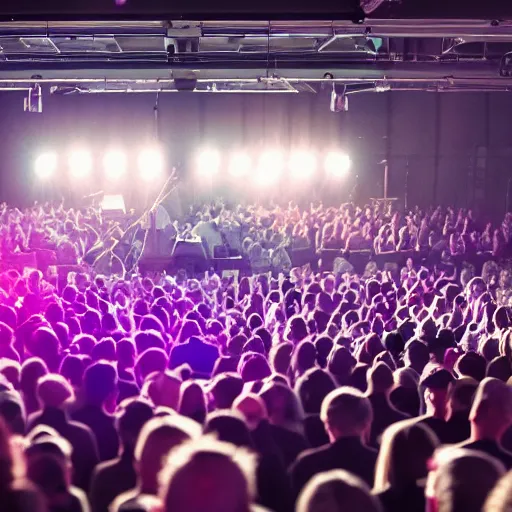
<box><xmin>135</xmin><ymin>330</ymin><xmax>166</xmax><ymax>354</ymax></box>
<box><xmin>59</xmin><ymin>355</ymin><xmax>84</xmax><ymax>388</ymax></box>
<box><xmin>83</xmin><ymin>361</ymin><xmax>118</xmax><ymax>405</ymax></box>
<box><xmin>116</xmin><ymin>398</ymin><xmax>154</xmax><ymax>448</ymax></box>
<box><xmin>179</xmin><ymin>381</ymin><xmax>207</xmax><ymax>425</ymax></box>
<box><xmin>204</xmin><ymin>411</ymin><xmax>253</xmax><ymax>448</ymax></box>
<box><xmin>291</xmin><ymin>341</ymin><xmax>317</xmax><ymax>377</ymax></box>
<box><xmin>456</xmin><ymin>352</ymin><xmax>486</xmax><ymax>382</ymax></box>
<box><xmin>296</xmin><ymin>368</ymin><xmax>336</xmax><ymax>414</ymax></box>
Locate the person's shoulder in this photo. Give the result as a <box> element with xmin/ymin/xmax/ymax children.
<box><xmin>26</xmin><ymin>411</ymin><xmax>42</xmax><ymax>430</ymax></box>
<box><xmin>252</xmin><ymin>505</ymin><xmax>273</xmax><ymax>512</ymax></box>
<box><xmin>116</xmin><ymin>493</ymin><xmax>158</xmax><ymax>512</ymax></box>
<box><xmin>108</xmin><ymin>489</ymin><xmax>138</xmax><ymax>512</ymax></box>
<box><xmin>69</xmin><ymin>486</ymin><xmax>89</xmax><ymax>510</ymax></box>
<box><xmin>362</xmin><ymin>442</ymin><xmax>379</xmax><ymax>457</ymax></box>
<box><xmin>457</xmin><ymin>438</ymin><xmax>512</xmax><ymax>458</ymax></box>
<box><xmin>293</xmin><ymin>442</ymin><xmax>330</xmax><ymax>467</ymax></box>
<box><xmin>93</xmin><ymin>457</ymin><xmax>121</xmax><ymax>479</ymax></box>
<box><xmin>68</xmin><ymin>418</ymin><xmax>95</xmax><ymax>437</ymax></box>
<box><xmin>195</xmin><ymin>337</ymin><xmax>219</xmax><ymax>352</ymax></box>
<box><xmin>391</xmin><ymin>406</ymin><xmax>411</xmax><ymax>422</ymax></box>
<box><xmin>454</xmin><ymin>438</ymin><xmax>472</xmax><ymax>450</ymax></box>
<box><xmin>9</xmin><ymin>482</ymin><xmax>46</xmax><ymax>512</ymax></box>
<box><xmin>68</xmin><ymin>400</ymin><xmax>89</xmax><ymax>418</ymax></box>
<box><xmin>336</xmin><ymin>436</ymin><xmax>378</xmax><ymax>457</ymax></box>
<box><xmin>171</xmin><ymin>341</ymin><xmax>185</xmax><ymax>351</ymax></box>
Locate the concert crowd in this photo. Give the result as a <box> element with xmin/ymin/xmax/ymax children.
<box><xmin>1</xmin><ymin>199</ymin><xmax>512</xmax><ymax>511</ymax></box>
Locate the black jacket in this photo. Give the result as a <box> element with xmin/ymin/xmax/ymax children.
<box><xmin>71</xmin><ymin>403</ymin><xmax>119</xmax><ymax>462</ymax></box>
<box><xmin>289</xmin><ymin>436</ymin><xmax>377</xmax><ymax>499</ymax></box>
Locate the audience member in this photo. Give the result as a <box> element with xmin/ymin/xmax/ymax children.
<box><xmin>70</xmin><ymin>362</ymin><xmax>120</xmax><ymax>461</ymax></box>
<box><xmin>297</xmin><ymin>470</ymin><xmax>383</xmax><ymax>512</ymax></box>
<box><xmin>458</xmin><ymin>377</ymin><xmax>512</xmax><ymax>469</ymax></box>
<box><xmin>89</xmin><ymin>398</ymin><xmax>153</xmax><ymax>512</ymax></box>
<box><xmin>27</xmin><ymin>373</ymin><xmax>99</xmax><ymax>491</ymax></box>
<box><xmin>25</xmin><ymin>434</ymin><xmax>89</xmax><ymax>512</ymax></box>
<box><xmin>426</xmin><ymin>447</ymin><xmax>505</xmax><ymax>512</ymax></box>
<box><xmin>373</xmin><ymin>420</ymin><xmax>439</xmax><ymax>512</ymax></box>
<box><xmin>289</xmin><ymin>387</ymin><xmax>377</xmax><ymax>498</ymax></box>
<box><xmin>158</xmin><ymin>437</ymin><xmax>256</xmax><ymax>512</ymax></box>
<box><xmin>0</xmin><ymin>199</ymin><xmax>511</xmax><ymax>512</ymax></box>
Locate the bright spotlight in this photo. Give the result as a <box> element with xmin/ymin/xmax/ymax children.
<box><xmin>103</xmin><ymin>150</ymin><xmax>127</xmax><ymax>182</ymax></box>
<box><xmin>228</xmin><ymin>152</ymin><xmax>252</xmax><ymax>178</ymax></box>
<box><xmin>289</xmin><ymin>150</ymin><xmax>317</xmax><ymax>179</ymax></box>
<box><xmin>197</xmin><ymin>148</ymin><xmax>221</xmax><ymax>176</ymax></box>
<box><xmin>35</xmin><ymin>152</ymin><xmax>57</xmax><ymax>180</ymax></box>
<box><xmin>255</xmin><ymin>150</ymin><xmax>285</xmax><ymax>185</ymax></box>
<box><xmin>325</xmin><ymin>151</ymin><xmax>351</xmax><ymax>177</ymax></box>
<box><xmin>69</xmin><ymin>149</ymin><xmax>93</xmax><ymax>179</ymax></box>
<box><xmin>138</xmin><ymin>148</ymin><xmax>164</xmax><ymax>182</ymax></box>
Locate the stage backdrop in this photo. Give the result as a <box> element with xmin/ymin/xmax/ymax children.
<box><xmin>0</xmin><ymin>89</ymin><xmax>512</xmax><ymax>218</ymax></box>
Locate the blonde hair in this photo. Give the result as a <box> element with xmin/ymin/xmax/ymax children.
<box><xmin>484</xmin><ymin>471</ymin><xmax>512</xmax><ymax>512</ymax></box>
<box><xmin>134</xmin><ymin>415</ymin><xmax>201</xmax><ymax>494</ymax></box>
<box><xmin>428</xmin><ymin>447</ymin><xmax>505</xmax><ymax>512</ymax></box>
<box><xmin>320</xmin><ymin>387</ymin><xmax>373</xmax><ymax>438</ymax></box>
<box><xmin>297</xmin><ymin>469</ymin><xmax>382</xmax><ymax>512</ymax></box>
<box><xmin>470</xmin><ymin>377</ymin><xmax>512</xmax><ymax>423</ymax></box>
<box><xmin>37</xmin><ymin>374</ymin><xmax>74</xmax><ymax>408</ymax></box>
<box><xmin>159</xmin><ymin>436</ymin><xmax>257</xmax><ymax>512</ymax></box>
<box><xmin>373</xmin><ymin>419</ymin><xmax>439</xmax><ymax>493</ymax></box>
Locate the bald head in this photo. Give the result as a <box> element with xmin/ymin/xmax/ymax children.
<box><xmin>470</xmin><ymin>378</ymin><xmax>512</xmax><ymax>440</ymax></box>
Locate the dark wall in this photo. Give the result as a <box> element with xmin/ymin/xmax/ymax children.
<box><xmin>0</xmin><ymin>89</ymin><xmax>512</xmax><ymax>217</ymax></box>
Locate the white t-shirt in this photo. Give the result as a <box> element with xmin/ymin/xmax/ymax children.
<box><xmin>192</xmin><ymin>220</ymin><xmax>223</xmax><ymax>257</ymax></box>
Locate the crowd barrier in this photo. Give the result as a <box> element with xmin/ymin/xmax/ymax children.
<box><xmin>0</xmin><ymin>243</ymin><xmax>498</xmax><ymax>284</ymax></box>
<box><xmin>288</xmin><ymin>247</ymin><xmax>496</xmax><ymax>277</ymax></box>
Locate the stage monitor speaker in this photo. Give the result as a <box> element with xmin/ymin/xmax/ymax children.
<box><xmin>101</xmin><ymin>194</ymin><xmax>126</xmax><ymax>215</ymax></box>
<box><xmin>172</xmin><ymin>238</ymin><xmax>209</xmax><ymax>274</ymax></box>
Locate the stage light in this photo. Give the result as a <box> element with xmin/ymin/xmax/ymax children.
<box><xmin>69</xmin><ymin>149</ymin><xmax>92</xmax><ymax>179</ymax></box>
<box><xmin>228</xmin><ymin>151</ymin><xmax>252</xmax><ymax>178</ymax></box>
<box><xmin>138</xmin><ymin>148</ymin><xmax>164</xmax><ymax>182</ymax></box>
<box><xmin>289</xmin><ymin>150</ymin><xmax>317</xmax><ymax>179</ymax></box>
<box><xmin>35</xmin><ymin>152</ymin><xmax>57</xmax><ymax>180</ymax></box>
<box><xmin>24</xmin><ymin>84</ymin><xmax>42</xmax><ymax>114</ymax></box>
<box><xmin>325</xmin><ymin>151</ymin><xmax>351</xmax><ymax>177</ymax></box>
<box><xmin>196</xmin><ymin>148</ymin><xmax>221</xmax><ymax>176</ymax></box>
<box><xmin>103</xmin><ymin>150</ymin><xmax>127</xmax><ymax>182</ymax></box>
<box><xmin>255</xmin><ymin>150</ymin><xmax>285</xmax><ymax>185</ymax></box>
<box><xmin>330</xmin><ymin>84</ymin><xmax>348</xmax><ymax>113</ymax></box>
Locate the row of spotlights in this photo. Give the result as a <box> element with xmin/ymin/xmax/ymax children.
<box><xmin>197</xmin><ymin>149</ymin><xmax>351</xmax><ymax>181</ymax></box>
<box><xmin>35</xmin><ymin>148</ymin><xmax>351</xmax><ymax>184</ymax></box>
<box><xmin>34</xmin><ymin>148</ymin><xmax>164</xmax><ymax>182</ymax></box>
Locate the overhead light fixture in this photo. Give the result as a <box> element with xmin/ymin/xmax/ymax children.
<box><xmin>500</xmin><ymin>52</ymin><xmax>512</xmax><ymax>77</ymax></box>
<box><xmin>330</xmin><ymin>84</ymin><xmax>348</xmax><ymax>113</ymax></box>
<box><xmin>24</xmin><ymin>84</ymin><xmax>42</xmax><ymax>113</ymax></box>
<box><xmin>360</xmin><ymin>0</ymin><xmax>392</xmax><ymax>14</ymax></box>
<box><xmin>375</xmin><ymin>80</ymin><xmax>391</xmax><ymax>93</ymax></box>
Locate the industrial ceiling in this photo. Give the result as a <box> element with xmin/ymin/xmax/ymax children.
<box><xmin>1</xmin><ymin>17</ymin><xmax>512</xmax><ymax>94</ymax></box>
